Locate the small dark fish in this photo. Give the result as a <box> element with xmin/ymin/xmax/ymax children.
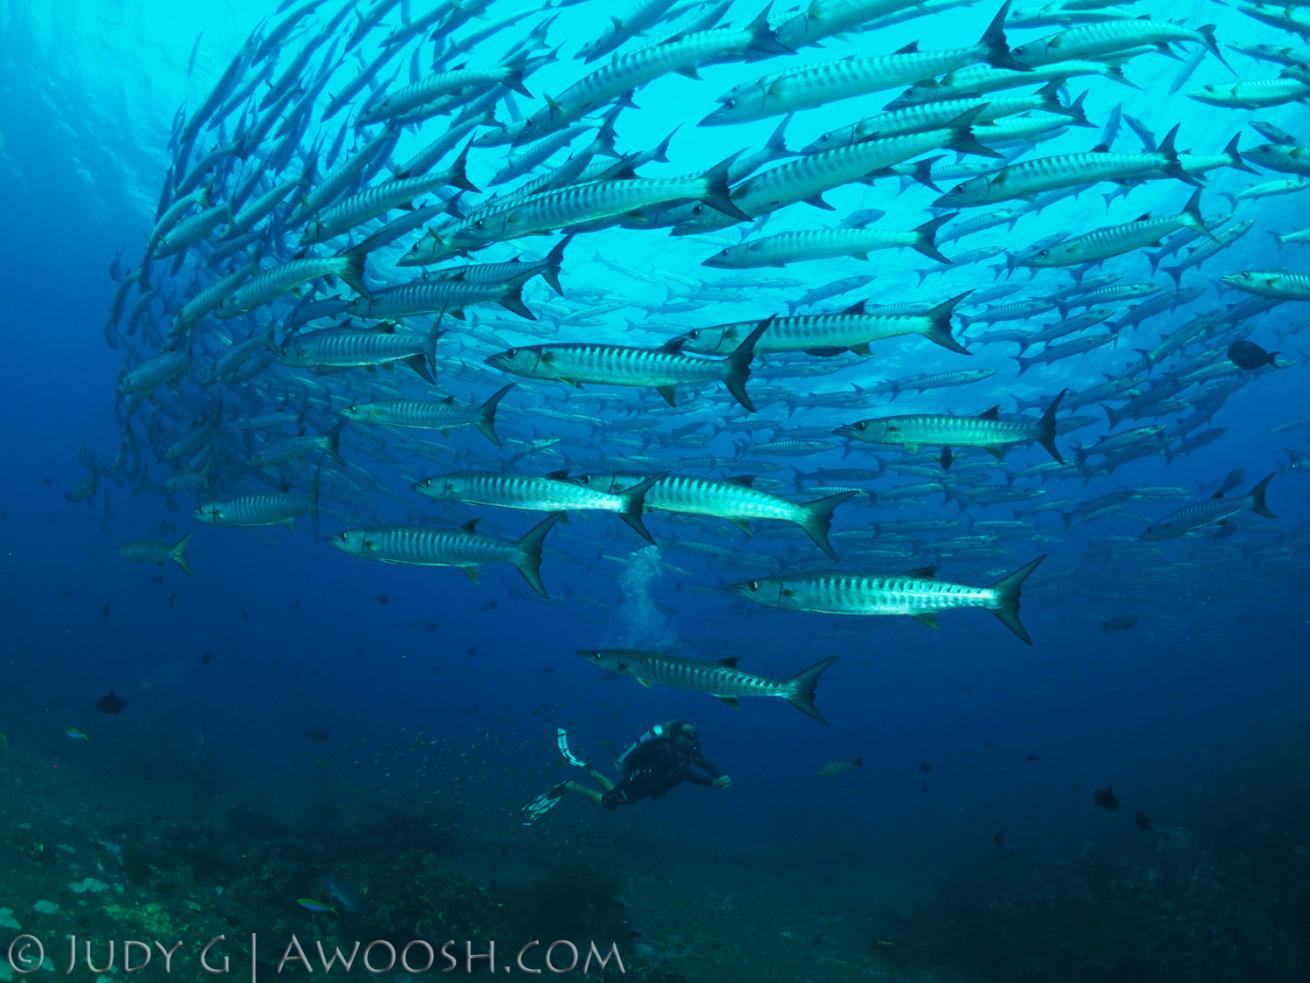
<box><xmin>202</xmin><ymin>650</ymin><xmax>213</xmax><ymax>666</ymax></box>
<box><xmin>1135</xmin><ymin>811</ymin><xmax>1154</xmax><ymax>832</ymax></box>
<box><xmin>1023</xmin><ymin>753</ymin><xmax>1041</xmax><ymax>764</ymax></box>
<box><xmin>422</xmin><ymin>621</ymin><xmax>441</xmax><ymax>632</ymax></box>
<box><xmin>993</xmin><ymin>826</ymin><xmax>1004</xmax><ymax>849</ymax></box>
<box><xmin>290</xmin><ymin>597</ymin><xmax>301</xmax><ymax>609</ymax></box>
<box><xmin>101</xmin><ymin>603</ymin><xmax>111</xmax><ymax>619</ymax></box>
<box><xmin>1227</xmin><ymin>340</ymin><xmax>1278</xmax><ymax>370</ymax></box>
<box><xmin>1101</xmin><ymin>614</ymin><xmax>1137</xmax><ymax>633</ymax></box>
<box><xmin>95</xmin><ymin>690</ymin><xmax>127</xmax><ymax>715</ymax></box>
<box><xmin>918</xmin><ymin>760</ymin><xmax>934</xmax><ymax>774</ymax></box>
<box><xmin>242</xmin><ymin>608</ymin><xmax>249</xmax><ymax>622</ymax></box>
<box><xmin>167</xmin><ymin>591</ymin><xmax>177</xmax><ymax>608</ymax></box>
<box><xmin>1094</xmin><ymin>784</ymin><xmax>1120</xmax><ymax>811</ymax></box>
<box><xmin>377</xmin><ymin>594</ymin><xmax>390</xmax><ymax>605</ymax></box>
<box><xmin>479</xmin><ymin>600</ymin><xmax>499</xmax><ymax>611</ymax></box>
<box><xmin>305</xmin><ymin>729</ymin><xmax>331</xmax><ymax>742</ymax></box>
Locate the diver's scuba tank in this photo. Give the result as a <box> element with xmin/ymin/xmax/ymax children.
<box><xmin>616</xmin><ymin>721</ymin><xmax>681</xmax><ymax>770</ymax></box>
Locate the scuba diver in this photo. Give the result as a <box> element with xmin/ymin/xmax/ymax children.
<box><xmin>522</xmin><ymin>720</ymin><xmax>731</xmax><ymax>824</ymax></box>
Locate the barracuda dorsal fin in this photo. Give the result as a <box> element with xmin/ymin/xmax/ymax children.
<box><xmin>545</xmin><ymin>469</ymin><xmax>570</xmax><ymax>480</ymax></box>
<box><xmin>842</xmin><ymin>300</ymin><xmax>867</xmax><ymax>315</ymax></box>
<box><xmin>895</xmin><ymin>41</ymin><xmax>919</xmax><ymax>54</ymax></box>
<box><xmin>911</xmin><ymin>613</ymin><xmax>939</xmax><ymax>629</ymax></box>
<box><xmin>442</xmin><ymin>394</ymin><xmax>455</xmax><ymax>404</ymax></box>
<box><xmin>909</xmin><ymin>566</ymin><xmax>938</xmax><ymax>579</ymax></box>
<box><xmin>460</xmin><ymin>566</ymin><xmax>479</xmax><ymax>583</ymax></box>
<box><xmin>978</xmin><ymin>405</ymin><xmax>1001</xmax><ymax>420</ymax></box>
<box><xmin>461</xmin><ymin>518</ymin><xmax>479</xmax><ymax>532</ymax></box>
<box><xmin>1211</xmin><ymin>489</ymin><xmax>1225</xmax><ymax>500</ymax></box>
<box><xmin>726</xmin><ymin>475</ymin><xmax>755</xmax><ymax>487</ymax></box>
<box><xmin>717</xmin><ymin>696</ymin><xmax>740</xmax><ymax>708</ymax></box>
<box><xmin>717</xmin><ymin>656</ymin><xmax>740</xmax><ymax>667</ymax></box>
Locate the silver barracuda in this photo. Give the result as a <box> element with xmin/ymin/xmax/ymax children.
<box><xmin>330</xmin><ymin>514</ymin><xmax>562</xmax><ymax>598</ymax></box>
<box><xmin>730</xmin><ymin>555</ymin><xmax>1047</xmax><ymax>644</ymax></box>
<box><xmin>576</xmin><ymin>649</ymin><xmax>840</xmax><ymax>722</ymax></box>
<box><xmin>342</xmin><ymin>385</ymin><xmax>514</xmax><ymax>446</ymax></box>
<box><xmin>1143</xmin><ymin>474</ymin><xmax>1276</xmax><ymax>539</ymax></box>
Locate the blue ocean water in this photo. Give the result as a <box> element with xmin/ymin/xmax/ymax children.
<box><xmin>1</xmin><ymin>0</ymin><xmax>1309</xmax><ymax>979</ymax></box>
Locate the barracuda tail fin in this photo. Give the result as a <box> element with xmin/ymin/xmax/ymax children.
<box><xmin>514</xmin><ymin>512</ymin><xmax>563</xmax><ymax>598</ymax></box>
<box><xmin>724</xmin><ymin>317</ymin><xmax>773</xmax><ymax>412</ymax></box>
<box><xmin>1223</xmin><ymin>133</ymin><xmax>1256</xmax><ymax>174</ymax></box>
<box><xmin>338</xmin><ymin>249</ymin><xmax>371</xmax><ymax>299</ymax></box>
<box><xmin>925</xmin><ymin>291</ymin><xmax>972</xmax><ymax>354</ymax></box>
<box><xmin>990</xmin><ymin>554</ymin><xmax>1046</xmax><ymax>645</ymax></box>
<box><xmin>617</xmin><ymin>473</ymin><xmax>666</xmax><ymax>544</ymax></box>
<box><xmin>171</xmin><ymin>530</ymin><xmax>195</xmax><ymax>577</ymax></box>
<box><xmin>1197</xmin><ymin>25</ymin><xmax>1234</xmax><ymax>75</ymax></box>
<box><xmin>323</xmin><ymin>420</ymin><xmax>346</xmax><ymax>467</ymax></box>
<box><xmin>499</xmin><ymin>270</ymin><xmax>538</xmax><ymax>319</ymax></box>
<box><xmin>784</xmin><ymin>655</ymin><xmax>839</xmax><ymax>723</ymax></box>
<box><xmin>700</xmin><ymin>152</ymin><xmax>750</xmax><ymax>222</ymax></box>
<box><xmin>476</xmin><ymin>384</ymin><xmax>515</xmax><ymax>447</ymax></box>
<box><xmin>979</xmin><ymin>0</ymin><xmax>1027</xmax><ymax>72</ymax></box>
<box><xmin>912</xmin><ymin>212</ymin><xmax>956</xmax><ymax>264</ymax></box>
<box><xmin>1248</xmin><ymin>472</ymin><xmax>1276</xmax><ymax>519</ymax></box>
<box><xmin>745</xmin><ymin>5</ymin><xmax>792</xmax><ymax>58</ymax></box>
<box><xmin>1057</xmin><ymin>89</ymin><xmax>1093</xmax><ymax>128</ymax></box>
<box><xmin>800</xmin><ymin>491</ymin><xmax>859</xmax><ymax>560</ymax></box>
<box><xmin>448</xmin><ymin>137</ymin><xmax>480</xmax><ymax>193</ymax></box>
<box><xmin>1036</xmin><ymin>388</ymin><xmax>1066</xmax><ymax>463</ymax></box>
<box><xmin>540</xmin><ymin>234</ymin><xmax>573</xmax><ymax>295</ymax></box>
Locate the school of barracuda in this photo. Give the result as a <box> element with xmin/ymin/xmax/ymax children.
<box><xmin>87</xmin><ymin>0</ymin><xmax>1308</xmax><ymax>693</ymax></box>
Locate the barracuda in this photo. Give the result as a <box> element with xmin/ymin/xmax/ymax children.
<box><xmin>837</xmin><ymin>390</ymin><xmax>1066</xmax><ymax>463</ymax></box>
<box><xmin>413</xmin><ymin>472</ymin><xmax>666</xmax><ymax>544</ymax></box>
<box><xmin>572</xmin><ymin>473</ymin><xmax>857</xmax><ymax>559</ymax></box>
<box><xmin>1023</xmin><ymin>191</ymin><xmax>1208</xmax><ymax>267</ymax></box>
<box><xmin>348</xmin><ymin>269</ymin><xmax>536</xmax><ymax>320</ymax></box>
<box><xmin>576</xmin><ymin>649</ymin><xmax>840</xmax><ymax>723</ymax></box>
<box><xmin>119</xmin><ymin>351</ymin><xmax>189</xmax><ymax>394</ymax></box>
<box><xmin>887</xmin><ymin>59</ymin><xmax>1129</xmax><ymax>110</ymax></box>
<box><xmin>702</xmin><ymin>1</ymin><xmax>1021</xmax><ymax>125</ymax></box>
<box><xmin>249</xmin><ymin>422</ymin><xmax>345</xmax><ymax>469</ymax></box>
<box><xmin>277</xmin><ymin>322</ymin><xmax>441</xmax><ymax>382</ymax></box>
<box><xmin>1244</xmin><ymin>143</ymin><xmax>1310</xmax><ymax>177</ymax></box>
<box><xmin>482</xmin><ymin>12</ymin><xmax>785</xmax><ymax>148</ymax></box>
<box><xmin>675</xmin><ymin>295</ymin><xmax>969</xmax><ymax>358</ymax></box>
<box><xmin>1160</xmin><ymin>219</ymin><xmax>1254</xmax><ymax>287</ymax></box>
<box><xmin>342</xmin><ymin>384</ymin><xmax>514</xmax><ymax>447</ymax></box>
<box><xmin>1222</xmin><ymin>270</ymin><xmax>1310</xmax><ymax>300</ymax></box>
<box><xmin>216</xmin><ymin>252</ymin><xmax>369</xmax><ymax>317</ymax></box>
<box><xmin>361</xmin><ymin>64</ymin><xmax>532</xmax><ymax>124</ymax></box>
<box><xmin>195</xmin><ymin>491</ymin><xmax>315</xmax><ymax>529</ymax></box>
<box><xmin>1144</xmin><ymin>474</ymin><xmax>1276</xmax><ymax>540</ymax></box>
<box><xmin>301</xmin><ymin>148</ymin><xmax>477</xmax><ymax>244</ymax></box>
<box><xmin>673</xmin><ymin>114</ymin><xmax>994</xmax><ymax>235</ymax></box>
<box><xmin>1010</xmin><ymin>20</ymin><xmax>1229</xmax><ymax>69</ymax></box>
<box><xmin>405</xmin><ymin>157</ymin><xmax>745</xmax><ymax>263</ymax></box>
<box><xmin>1189</xmin><ymin>77</ymin><xmax>1310</xmax><ymax>108</ymax></box>
<box><xmin>486</xmin><ymin>320</ymin><xmax>769</xmax><ymax>411</ymax></box>
<box><xmin>731</xmin><ymin>555</ymin><xmax>1047</xmax><ymax>644</ymax></box>
<box><xmin>805</xmin><ymin>83</ymin><xmax>1084</xmax><ymax>151</ymax></box>
<box><xmin>330</xmin><ymin>514</ymin><xmax>562</xmax><ymax>598</ymax></box>
<box><xmin>702</xmin><ymin>213</ymin><xmax>955</xmax><ymax>268</ymax></box>
<box><xmin>934</xmin><ymin>125</ymin><xmax>1207</xmax><ymax>207</ymax></box>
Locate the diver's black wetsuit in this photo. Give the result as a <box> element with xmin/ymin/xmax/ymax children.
<box><xmin>601</xmin><ymin>732</ymin><xmax>724</xmax><ymax>808</ymax></box>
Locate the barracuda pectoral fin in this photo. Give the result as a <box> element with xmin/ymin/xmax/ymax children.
<box><xmin>728</xmin><ymin>518</ymin><xmax>753</xmax><ymax>535</ymax></box>
<box><xmin>985</xmin><ymin>446</ymin><xmax>1006</xmax><ymax>460</ymax></box>
<box><xmin>716</xmin><ymin>697</ymin><xmax>740</xmax><ymax>709</ymax></box>
<box><xmin>460</xmin><ymin>567</ymin><xmax>480</xmax><ymax>583</ymax></box>
<box><xmin>910</xmin><ymin>613</ymin><xmax>939</xmax><ymax>630</ymax></box>
<box><xmin>635</xmin><ymin>677</ymin><xmax>650</xmax><ymax>688</ymax></box>
<box><xmin>804</xmin><ymin>346</ymin><xmax>850</xmax><ymax>357</ymax></box>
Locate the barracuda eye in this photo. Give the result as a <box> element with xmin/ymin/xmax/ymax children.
<box><xmin>854</xmin><ymin>421</ymin><xmax>867</xmax><ymax>431</ymax></box>
<box><xmin>718</xmin><ymin>248</ymin><xmax>729</xmax><ymax>257</ymax></box>
<box><xmin>506</xmin><ymin>347</ymin><xmax>518</xmax><ymax>357</ymax></box>
<box><xmin>687</xmin><ymin>329</ymin><xmax>699</xmax><ymax>339</ymax></box>
<box><xmin>724</xmin><ymin>98</ymin><xmax>736</xmax><ymax>109</ymax></box>
<box><xmin>1039</xmin><ymin>249</ymin><xmax>1050</xmax><ymax>257</ymax></box>
<box><xmin>474</xmin><ymin>219</ymin><xmax>484</xmax><ymax>229</ymax></box>
<box><xmin>747</xmin><ymin>580</ymin><xmax>759</xmax><ymax>591</ymax></box>
<box><xmin>951</xmin><ymin>183</ymin><xmax>964</xmax><ymax>195</ymax></box>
